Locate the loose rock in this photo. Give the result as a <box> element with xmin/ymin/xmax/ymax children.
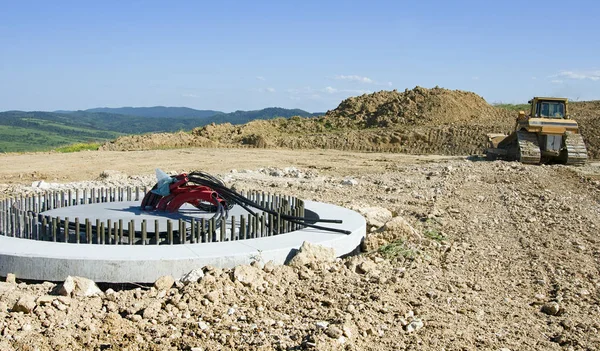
<box><xmin>13</xmin><ymin>295</ymin><xmax>36</xmax><ymax>314</ymax></box>
<box><xmin>541</xmin><ymin>302</ymin><xmax>561</xmax><ymax>316</ymax></box>
<box><xmin>58</xmin><ymin>276</ymin><xmax>103</xmax><ymax>297</ymax></box>
<box><xmin>287</xmin><ymin>241</ymin><xmax>335</xmax><ymax>267</ymax></box>
<box><xmin>154</xmin><ymin>275</ymin><xmax>175</xmax><ymax>291</ymax></box>
<box><xmin>180</xmin><ymin>269</ymin><xmax>204</xmax><ymax>284</ymax></box>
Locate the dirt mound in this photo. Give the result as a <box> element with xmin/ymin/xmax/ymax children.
<box><xmin>99</xmin><ymin>88</ymin><xmax>599</xmax><ymax>159</ymax></box>
<box><xmin>571</xmin><ymin>101</ymin><xmax>600</xmax><ymax>160</ymax></box>
<box><xmin>99</xmin><ymin>131</ymin><xmax>217</xmax><ymax>151</ymax></box>
<box><xmin>322</xmin><ymin>86</ymin><xmax>514</xmax><ymax>128</ymax></box>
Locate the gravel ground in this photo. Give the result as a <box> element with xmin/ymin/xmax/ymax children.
<box><xmin>1</xmin><ymin>149</ymin><xmax>599</xmax><ymax>350</ymax></box>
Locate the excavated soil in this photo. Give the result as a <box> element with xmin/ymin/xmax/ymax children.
<box><xmin>99</xmin><ymin>87</ymin><xmax>600</xmax><ymax>160</ymax></box>
<box><xmin>1</xmin><ymin>148</ymin><xmax>600</xmax><ymax>351</ymax></box>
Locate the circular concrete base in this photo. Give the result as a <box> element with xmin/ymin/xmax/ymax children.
<box><xmin>0</xmin><ymin>201</ymin><xmax>365</xmax><ymax>283</ymax></box>
<box><xmin>41</xmin><ymin>201</ymin><xmax>264</xmax><ymax>232</ymax></box>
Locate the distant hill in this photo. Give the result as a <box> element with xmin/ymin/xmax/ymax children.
<box><xmin>0</xmin><ymin>111</ymin><xmax>123</xmax><ymax>153</ymax></box>
<box><xmin>209</xmin><ymin>107</ymin><xmax>321</xmax><ymax>125</ymax></box>
<box><xmin>0</xmin><ymin>107</ymin><xmax>322</xmax><ymax>152</ymax></box>
<box><xmin>82</xmin><ymin>106</ymin><xmax>223</xmax><ymax>119</ymax></box>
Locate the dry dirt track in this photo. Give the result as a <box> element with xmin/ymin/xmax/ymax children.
<box><xmin>1</xmin><ymin>148</ymin><xmax>600</xmax><ymax>351</ymax></box>
<box><xmin>0</xmin><ymin>148</ymin><xmax>457</xmax><ymax>184</ymax></box>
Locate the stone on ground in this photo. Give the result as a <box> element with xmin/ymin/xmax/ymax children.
<box><xmin>287</xmin><ymin>241</ymin><xmax>335</xmax><ymax>267</ymax></box>
<box><xmin>154</xmin><ymin>275</ymin><xmax>175</xmax><ymax>291</ymax></box>
<box><xmin>180</xmin><ymin>269</ymin><xmax>205</xmax><ymax>284</ymax></box>
<box><xmin>12</xmin><ymin>295</ymin><xmax>36</xmax><ymax>313</ymax></box>
<box><xmin>233</xmin><ymin>265</ymin><xmax>265</xmax><ymax>289</ymax></box>
<box><xmin>58</xmin><ymin>276</ymin><xmax>103</xmax><ymax>297</ymax></box>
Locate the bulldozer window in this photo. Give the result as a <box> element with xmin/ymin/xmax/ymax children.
<box><xmin>537</xmin><ymin>102</ymin><xmax>565</xmax><ymax>119</ymax></box>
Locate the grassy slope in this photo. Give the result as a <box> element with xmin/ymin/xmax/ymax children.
<box><xmin>0</xmin><ymin>125</ymin><xmax>120</xmax><ymax>153</ymax></box>
<box><xmin>0</xmin><ymin>108</ymin><xmax>321</xmax><ymax>153</ymax></box>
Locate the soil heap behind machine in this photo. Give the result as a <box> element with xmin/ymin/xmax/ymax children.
<box><xmin>486</xmin><ymin>97</ymin><xmax>588</xmax><ymax>165</ymax></box>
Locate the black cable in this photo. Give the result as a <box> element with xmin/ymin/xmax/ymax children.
<box><xmin>187</xmin><ymin>171</ymin><xmax>347</xmax><ymax>233</ymax></box>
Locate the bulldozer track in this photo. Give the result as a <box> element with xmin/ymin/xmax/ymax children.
<box><xmin>516</xmin><ymin>131</ymin><xmax>541</xmax><ymax>164</ymax></box>
<box><xmin>564</xmin><ymin>132</ymin><xmax>588</xmax><ymax>166</ymax></box>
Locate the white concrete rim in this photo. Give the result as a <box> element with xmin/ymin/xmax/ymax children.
<box><xmin>0</xmin><ymin>201</ymin><xmax>365</xmax><ymax>283</ymax></box>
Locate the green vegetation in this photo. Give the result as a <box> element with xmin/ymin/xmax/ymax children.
<box><xmin>421</xmin><ymin>218</ymin><xmax>446</xmax><ymax>242</ymax></box>
<box><xmin>424</xmin><ymin>228</ymin><xmax>445</xmax><ymax>242</ymax></box>
<box><xmin>55</xmin><ymin>142</ymin><xmax>101</xmax><ymax>153</ymax></box>
<box><xmin>378</xmin><ymin>239</ymin><xmax>418</xmax><ymax>259</ymax></box>
<box><xmin>208</xmin><ymin>107</ymin><xmax>321</xmax><ymax>125</ymax></box>
<box><xmin>0</xmin><ymin>124</ymin><xmax>118</xmax><ymax>153</ymax></box>
<box><xmin>493</xmin><ymin>103</ymin><xmax>529</xmax><ymax>112</ymax></box>
<box><xmin>0</xmin><ymin>107</ymin><xmax>321</xmax><ymax>153</ymax></box>
<box><xmin>83</xmin><ymin>106</ymin><xmax>222</xmax><ymax>118</ymax></box>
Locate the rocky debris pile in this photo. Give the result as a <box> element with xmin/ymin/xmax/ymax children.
<box><xmin>322</xmin><ymin>86</ymin><xmax>514</xmax><ymax>128</ymax></box>
<box><xmin>255</xmin><ymin>167</ymin><xmax>318</xmax><ymax>179</ymax></box>
<box><xmin>570</xmin><ymin>100</ymin><xmax>600</xmax><ymax>160</ymax></box>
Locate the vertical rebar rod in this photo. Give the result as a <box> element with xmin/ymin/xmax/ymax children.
<box><xmin>178</xmin><ymin>219</ymin><xmax>185</xmax><ymax>243</ymax></box>
<box><xmin>85</xmin><ymin>218</ymin><xmax>91</xmax><ymax>243</ymax></box>
<box><xmin>154</xmin><ymin>219</ymin><xmax>160</xmax><ymax>245</ymax></box>
<box><xmin>75</xmin><ymin>218</ymin><xmax>80</xmax><ymax>244</ymax></box>
<box><xmin>141</xmin><ymin>220</ymin><xmax>147</xmax><ymax>245</ymax></box>
<box><xmin>167</xmin><ymin>220</ymin><xmax>173</xmax><ymax>244</ymax></box>
<box><xmin>230</xmin><ymin>216</ymin><xmax>236</xmax><ymax>241</ymax></box>
<box><xmin>118</xmin><ymin>219</ymin><xmax>124</xmax><ymax>244</ymax></box>
<box><xmin>96</xmin><ymin>219</ymin><xmax>101</xmax><ymax>244</ymax></box>
<box><xmin>52</xmin><ymin>217</ymin><xmax>57</xmax><ymax>242</ymax></box>
<box><xmin>129</xmin><ymin>220</ymin><xmax>134</xmax><ymax>245</ymax></box>
<box><xmin>111</xmin><ymin>222</ymin><xmax>116</xmax><ymax>244</ymax></box>
<box><xmin>40</xmin><ymin>216</ymin><xmax>47</xmax><ymax>240</ymax></box>
<box><xmin>196</xmin><ymin>219</ymin><xmax>201</xmax><ymax>243</ymax></box>
<box><xmin>268</xmin><ymin>213</ymin><xmax>274</xmax><ymax>236</ymax></box>
<box><xmin>64</xmin><ymin>217</ymin><xmax>69</xmax><ymax>243</ymax></box>
<box><xmin>277</xmin><ymin>212</ymin><xmax>282</xmax><ymax>235</ymax></box>
<box><xmin>209</xmin><ymin>218</ymin><xmax>215</xmax><ymax>242</ymax></box>
<box><xmin>99</xmin><ymin>221</ymin><xmax>105</xmax><ymax>245</ymax></box>
<box><xmin>240</xmin><ymin>216</ymin><xmax>246</xmax><ymax>240</ymax></box>
<box><xmin>220</xmin><ymin>217</ymin><xmax>226</xmax><ymax>242</ymax></box>
<box><xmin>190</xmin><ymin>219</ymin><xmax>195</xmax><ymax>244</ymax></box>
<box><xmin>201</xmin><ymin>218</ymin><xmax>207</xmax><ymax>243</ymax></box>
<box><xmin>107</xmin><ymin>219</ymin><xmax>112</xmax><ymax>245</ymax></box>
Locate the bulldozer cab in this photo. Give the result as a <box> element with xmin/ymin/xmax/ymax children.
<box><xmin>529</xmin><ymin>97</ymin><xmax>567</xmax><ymax>119</ymax></box>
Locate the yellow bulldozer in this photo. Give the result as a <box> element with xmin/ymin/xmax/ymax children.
<box><xmin>486</xmin><ymin>97</ymin><xmax>588</xmax><ymax>165</ymax></box>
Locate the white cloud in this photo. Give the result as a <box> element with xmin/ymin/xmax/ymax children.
<box><xmin>257</xmin><ymin>87</ymin><xmax>276</xmax><ymax>93</ymax></box>
<box><xmin>551</xmin><ymin>79</ymin><xmax>563</xmax><ymax>84</ymax></box>
<box><xmin>334</xmin><ymin>75</ymin><xmax>374</xmax><ymax>84</ymax></box>
<box><xmin>531</xmin><ymin>77</ymin><xmax>537</xmax><ymax>80</ymax></box>
<box><xmin>182</xmin><ymin>93</ymin><xmax>198</xmax><ymax>98</ymax></box>
<box><xmin>323</xmin><ymin>87</ymin><xmax>371</xmax><ymax>95</ymax></box>
<box><xmin>256</xmin><ymin>76</ymin><xmax>265</xmax><ymax>81</ymax></box>
<box><xmin>387</xmin><ymin>82</ymin><xmax>393</xmax><ymax>86</ymax></box>
<box><xmin>472</xmin><ymin>76</ymin><xmax>480</xmax><ymax>81</ymax></box>
<box><xmin>553</xmin><ymin>70</ymin><xmax>600</xmax><ymax>81</ymax></box>
<box><xmin>287</xmin><ymin>86</ymin><xmax>371</xmax><ymax>101</ymax></box>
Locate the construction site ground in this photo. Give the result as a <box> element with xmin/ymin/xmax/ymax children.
<box><xmin>1</xmin><ymin>148</ymin><xmax>599</xmax><ymax>350</ymax></box>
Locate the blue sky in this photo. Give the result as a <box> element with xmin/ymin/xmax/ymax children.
<box><xmin>1</xmin><ymin>0</ymin><xmax>599</xmax><ymax>112</ymax></box>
